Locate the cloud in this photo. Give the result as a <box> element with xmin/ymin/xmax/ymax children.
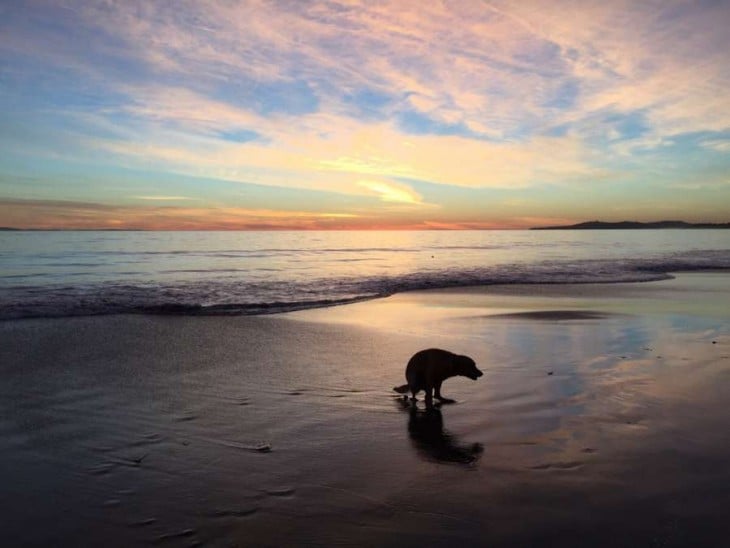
<box><xmin>701</xmin><ymin>139</ymin><xmax>730</xmax><ymax>153</ymax></box>
<box><xmin>89</xmin><ymin>114</ymin><xmax>606</xmax><ymax>193</ymax></box>
<box><xmin>6</xmin><ymin>1</ymin><xmax>730</xmax><ymax>145</ymax></box>
<box><xmin>498</xmin><ymin>1</ymin><xmax>730</xmax><ymax>137</ymax></box>
<box><xmin>0</xmin><ymin>196</ymin><xmax>550</xmax><ymax>230</ymax></box>
<box><xmin>0</xmin><ymin>198</ymin><xmax>359</xmax><ymax>230</ymax></box>
<box><xmin>75</xmin><ymin>82</ymin><xmax>606</xmax><ymax>194</ymax></box>
<box><xmin>357</xmin><ymin>180</ymin><xmax>425</xmax><ymax>205</ymax></box>
<box><xmin>133</xmin><ymin>196</ymin><xmax>194</xmax><ymax>201</ymax></box>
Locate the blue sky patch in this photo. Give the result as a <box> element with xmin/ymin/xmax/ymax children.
<box><xmin>216</xmin><ymin>129</ymin><xmax>263</xmax><ymax>143</ymax></box>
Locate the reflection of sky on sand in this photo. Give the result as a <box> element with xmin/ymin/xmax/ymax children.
<box><xmin>474</xmin><ymin>298</ymin><xmax>728</xmax><ymax>481</ymax></box>
<box><xmin>292</xmin><ymin>273</ymin><xmax>730</xmax><ymax>473</ymax></box>
<box><xmin>290</xmin><ymin>272</ymin><xmax>730</xmax><ymax>337</ymax></box>
<box><xmin>376</xmin><ymin>274</ymin><xmax>729</xmax><ymax>547</ymax></box>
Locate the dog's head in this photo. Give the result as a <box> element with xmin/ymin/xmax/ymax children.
<box><xmin>455</xmin><ymin>355</ymin><xmax>483</xmax><ymax>380</ymax></box>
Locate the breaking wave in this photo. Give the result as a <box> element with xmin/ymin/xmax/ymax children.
<box><xmin>2</xmin><ymin>250</ymin><xmax>729</xmax><ymax>320</ymax></box>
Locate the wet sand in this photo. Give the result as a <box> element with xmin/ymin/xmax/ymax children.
<box><xmin>1</xmin><ymin>273</ymin><xmax>729</xmax><ymax>546</ymax></box>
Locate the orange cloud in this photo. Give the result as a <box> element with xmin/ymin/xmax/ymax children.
<box><xmin>356</xmin><ymin>180</ymin><xmax>425</xmax><ymax>205</ymax></box>
<box><xmin>0</xmin><ymin>198</ymin><xmax>568</xmax><ymax>231</ymax></box>
<box><xmin>0</xmin><ymin>199</ymin><xmax>360</xmax><ymax>231</ymax></box>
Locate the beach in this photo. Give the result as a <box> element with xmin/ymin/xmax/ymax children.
<box><xmin>1</xmin><ymin>272</ymin><xmax>729</xmax><ymax>547</ymax></box>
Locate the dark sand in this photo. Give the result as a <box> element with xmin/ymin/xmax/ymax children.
<box><xmin>1</xmin><ymin>273</ymin><xmax>729</xmax><ymax>547</ymax></box>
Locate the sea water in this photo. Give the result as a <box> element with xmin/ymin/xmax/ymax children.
<box><xmin>1</xmin><ymin>230</ymin><xmax>729</xmax><ymax>319</ymax></box>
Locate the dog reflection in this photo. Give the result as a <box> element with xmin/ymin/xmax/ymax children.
<box><xmin>402</xmin><ymin>403</ymin><xmax>483</xmax><ymax>465</ymax></box>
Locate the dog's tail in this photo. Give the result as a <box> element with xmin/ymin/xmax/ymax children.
<box><xmin>393</xmin><ymin>384</ymin><xmax>409</xmax><ymax>394</ymax></box>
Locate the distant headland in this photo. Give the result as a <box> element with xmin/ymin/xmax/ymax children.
<box><xmin>531</xmin><ymin>220</ymin><xmax>730</xmax><ymax>230</ymax></box>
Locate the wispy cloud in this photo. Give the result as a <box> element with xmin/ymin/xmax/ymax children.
<box><xmin>133</xmin><ymin>196</ymin><xmax>195</xmax><ymax>201</ymax></box>
<box><xmin>357</xmin><ymin>180</ymin><xmax>425</xmax><ymax>206</ymax></box>
<box><xmin>86</xmin><ymin>91</ymin><xmax>607</xmax><ymax>194</ymax></box>
<box><xmin>701</xmin><ymin>139</ymin><xmax>730</xmax><ymax>153</ymax></box>
<box><xmin>0</xmin><ymin>198</ymin><xmax>360</xmax><ymax>230</ymax></box>
<box><xmin>6</xmin><ymin>1</ymin><xmax>729</xmax><ymax>143</ymax></box>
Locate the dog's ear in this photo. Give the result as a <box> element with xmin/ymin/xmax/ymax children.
<box><xmin>454</xmin><ymin>354</ymin><xmax>469</xmax><ymax>372</ymax></box>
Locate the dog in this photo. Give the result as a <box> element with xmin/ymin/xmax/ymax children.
<box><xmin>394</xmin><ymin>348</ymin><xmax>482</xmax><ymax>408</ymax></box>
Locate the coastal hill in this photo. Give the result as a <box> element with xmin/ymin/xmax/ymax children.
<box><xmin>531</xmin><ymin>220</ymin><xmax>730</xmax><ymax>230</ymax></box>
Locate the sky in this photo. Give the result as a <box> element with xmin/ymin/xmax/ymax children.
<box><xmin>0</xmin><ymin>0</ymin><xmax>729</xmax><ymax>230</ymax></box>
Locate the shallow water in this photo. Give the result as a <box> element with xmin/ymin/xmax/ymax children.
<box><xmin>2</xmin><ymin>229</ymin><xmax>729</xmax><ymax>319</ymax></box>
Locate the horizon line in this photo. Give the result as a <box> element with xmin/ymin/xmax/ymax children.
<box><xmin>3</xmin><ymin>219</ymin><xmax>730</xmax><ymax>232</ymax></box>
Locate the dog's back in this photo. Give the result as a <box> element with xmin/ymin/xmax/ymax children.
<box><xmin>407</xmin><ymin>348</ymin><xmax>454</xmax><ymax>387</ymax></box>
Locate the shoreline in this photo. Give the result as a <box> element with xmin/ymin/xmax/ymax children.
<box><xmin>286</xmin><ymin>271</ymin><xmax>730</xmax><ymax>328</ymax></box>
<box><xmin>3</xmin><ymin>268</ymin><xmax>730</xmax><ymax>323</ymax></box>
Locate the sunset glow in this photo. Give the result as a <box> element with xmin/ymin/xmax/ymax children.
<box><xmin>1</xmin><ymin>1</ymin><xmax>729</xmax><ymax>229</ymax></box>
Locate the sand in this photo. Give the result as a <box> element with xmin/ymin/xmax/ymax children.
<box><xmin>1</xmin><ymin>272</ymin><xmax>729</xmax><ymax>547</ymax></box>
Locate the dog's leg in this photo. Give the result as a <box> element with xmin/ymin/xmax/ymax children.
<box><xmin>434</xmin><ymin>381</ymin><xmax>455</xmax><ymax>404</ymax></box>
<box><xmin>424</xmin><ymin>387</ymin><xmax>434</xmax><ymax>409</ymax></box>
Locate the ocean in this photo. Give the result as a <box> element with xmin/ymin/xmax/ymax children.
<box><xmin>1</xmin><ymin>229</ymin><xmax>729</xmax><ymax>320</ymax></box>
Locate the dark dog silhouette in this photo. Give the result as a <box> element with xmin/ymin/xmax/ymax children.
<box><xmin>394</xmin><ymin>348</ymin><xmax>483</xmax><ymax>408</ymax></box>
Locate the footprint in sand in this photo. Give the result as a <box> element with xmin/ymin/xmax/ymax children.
<box><xmin>154</xmin><ymin>528</ymin><xmax>196</xmax><ymax>542</ymax></box>
<box><xmin>130</xmin><ymin>433</ymin><xmax>163</xmax><ymax>447</ymax></box>
<box><xmin>530</xmin><ymin>461</ymin><xmax>584</xmax><ymax>471</ymax></box>
<box><xmin>129</xmin><ymin>518</ymin><xmax>157</xmax><ymax>527</ymax></box>
<box><xmin>265</xmin><ymin>487</ymin><xmax>296</xmax><ymax>497</ymax></box>
<box><xmin>210</xmin><ymin>438</ymin><xmax>272</xmax><ymax>452</ymax></box>
<box><xmin>88</xmin><ymin>463</ymin><xmax>116</xmax><ymax>476</ymax></box>
<box><xmin>208</xmin><ymin>507</ymin><xmax>259</xmax><ymax>518</ymax></box>
<box><xmin>88</xmin><ymin>445</ymin><xmax>114</xmax><ymax>453</ymax></box>
<box><xmin>113</xmin><ymin>452</ymin><xmax>148</xmax><ymax>467</ymax></box>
